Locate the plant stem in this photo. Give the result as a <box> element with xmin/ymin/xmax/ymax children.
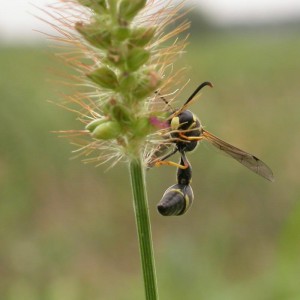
<box><xmin>129</xmin><ymin>156</ymin><xmax>159</xmax><ymax>300</ymax></box>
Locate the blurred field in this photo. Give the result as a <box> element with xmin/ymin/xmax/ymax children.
<box><xmin>1</xmin><ymin>30</ymin><xmax>300</xmax><ymax>299</ymax></box>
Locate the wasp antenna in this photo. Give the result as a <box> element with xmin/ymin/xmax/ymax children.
<box><xmin>173</xmin><ymin>81</ymin><xmax>213</xmax><ymax>117</ymax></box>
<box><xmin>183</xmin><ymin>81</ymin><xmax>213</xmax><ymax>107</ymax></box>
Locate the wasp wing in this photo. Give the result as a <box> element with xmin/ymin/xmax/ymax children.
<box><xmin>202</xmin><ymin>130</ymin><xmax>274</xmax><ymax>182</ymax></box>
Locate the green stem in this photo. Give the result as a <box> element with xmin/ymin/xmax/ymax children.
<box><xmin>129</xmin><ymin>156</ymin><xmax>159</xmax><ymax>300</ymax></box>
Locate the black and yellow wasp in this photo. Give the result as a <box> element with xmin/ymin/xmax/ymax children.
<box><xmin>149</xmin><ymin>82</ymin><xmax>274</xmax><ymax>216</ymax></box>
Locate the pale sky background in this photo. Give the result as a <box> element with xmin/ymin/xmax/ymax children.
<box><xmin>0</xmin><ymin>0</ymin><xmax>300</xmax><ymax>43</ymax></box>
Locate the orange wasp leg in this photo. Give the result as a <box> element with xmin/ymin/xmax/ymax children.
<box><xmin>179</xmin><ymin>132</ymin><xmax>205</xmax><ymax>141</ymax></box>
<box><xmin>155</xmin><ymin>160</ymin><xmax>188</xmax><ymax>169</ymax></box>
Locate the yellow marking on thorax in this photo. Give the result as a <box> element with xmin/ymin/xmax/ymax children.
<box><xmin>186</xmin><ymin>114</ymin><xmax>197</xmax><ymax>130</ymax></box>
<box><xmin>171</xmin><ymin>117</ymin><xmax>180</xmax><ymax>130</ymax></box>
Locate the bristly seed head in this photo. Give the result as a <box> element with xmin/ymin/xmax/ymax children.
<box><xmin>45</xmin><ymin>0</ymin><xmax>189</xmax><ymax>167</ymax></box>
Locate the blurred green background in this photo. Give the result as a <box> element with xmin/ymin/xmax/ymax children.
<box><xmin>1</xmin><ymin>9</ymin><xmax>300</xmax><ymax>300</ymax></box>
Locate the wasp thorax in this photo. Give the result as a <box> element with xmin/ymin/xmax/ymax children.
<box><xmin>170</xmin><ymin>110</ymin><xmax>194</xmax><ymax>130</ymax></box>
<box><xmin>157</xmin><ymin>183</ymin><xmax>194</xmax><ymax>216</ymax></box>
<box><xmin>169</xmin><ymin>110</ymin><xmax>202</xmax><ymax>152</ymax></box>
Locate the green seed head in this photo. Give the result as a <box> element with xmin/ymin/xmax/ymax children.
<box><xmin>85</xmin><ymin>118</ymin><xmax>108</xmax><ymax>132</ymax></box>
<box><xmin>129</xmin><ymin>27</ymin><xmax>156</xmax><ymax>47</ymax></box>
<box><xmin>119</xmin><ymin>73</ymin><xmax>137</xmax><ymax>92</ymax></box>
<box><xmin>132</xmin><ymin>70</ymin><xmax>161</xmax><ymax>99</ymax></box>
<box><xmin>118</xmin><ymin>0</ymin><xmax>147</xmax><ymax>21</ymax></box>
<box><xmin>91</xmin><ymin>121</ymin><xmax>121</xmax><ymax>140</ymax></box>
<box><xmin>75</xmin><ymin>22</ymin><xmax>112</xmax><ymax>49</ymax></box>
<box><xmin>111</xmin><ymin>104</ymin><xmax>132</xmax><ymax>124</ymax></box>
<box><xmin>133</xmin><ymin>117</ymin><xmax>152</xmax><ymax>137</ymax></box>
<box><xmin>51</xmin><ymin>0</ymin><xmax>189</xmax><ymax>165</ymax></box>
<box><xmin>87</xmin><ymin>67</ymin><xmax>119</xmax><ymax>90</ymax></box>
<box><xmin>107</xmin><ymin>48</ymin><xmax>124</xmax><ymax>67</ymax></box>
<box><xmin>77</xmin><ymin>0</ymin><xmax>107</xmax><ymax>12</ymax></box>
<box><xmin>127</xmin><ymin>48</ymin><xmax>150</xmax><ymax>71</ymax></box>
<box><xmin>114</xmin><ymin>27</ymin><xmax>131</xmax><ymax>42</ymax></box>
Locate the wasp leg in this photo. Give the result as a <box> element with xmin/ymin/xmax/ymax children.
<box><xmin>179</xmin><ymin>132</ymin><xmax>204</xmax><ymax>141</ymax></box>
<box><xmin>155</xmin><ymin>149</ymin><xmax>189</xmax><ymax>170</ymax></box>
<box><xmin>152</xmin><ymin>147</ymin><xmax>178</xmax><ymax>163</ymax></box>
<box><xmin>155</xmin><ymin>160</ymin><xmax>188</xmax><ymax>169</ymax></box>
<box><xmin>151</xmin><ymin>147</ymin><xmax>179</xmax><ymax>168</ymax></box>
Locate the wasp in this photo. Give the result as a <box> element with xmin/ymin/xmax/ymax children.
<box><xmin>151</xmin><ymin>82</ymin><xmax>274</xmax><ymax>216</ymax></box>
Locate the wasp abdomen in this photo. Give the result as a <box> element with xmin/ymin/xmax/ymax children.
<box><xmin>157</xmin><ymin>183</ymin><xmax>194</xmax><ymax>216</ymax></box>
